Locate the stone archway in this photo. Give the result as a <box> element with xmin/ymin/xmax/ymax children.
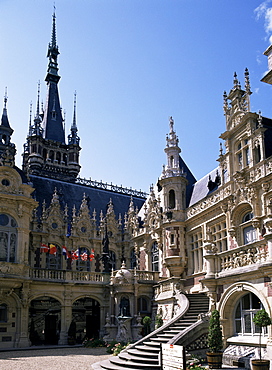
<box><xmin>29</xmin><ymin>296</ymin><xmax>61</xmax><ymax>345</ymax></box>
<box><xmin>72</xmin><ymin>297</ymin><xmax>100</xmax><ymax>342</ymax></box>
<box><xmin>219</xmin><ymin>282</ymin><xmax>270</xmax><ymax>341</ymax></box>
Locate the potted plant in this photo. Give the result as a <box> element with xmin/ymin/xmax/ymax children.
<box><xmin>155</xmin><ymin>314</ymin><xmax>163</xmax><ymax>329</ymax></box>
<box><xmin>252</xmin><ymin>309</ymin><xmax>272</xmax><ymax>370</ymax></box>
<box><xmin>206</xmin><ymin>310</ymin><xmax>223</xmax><ymax>369</ymax></box>
<box><xmin>143</xmin><ymin>316</ymin><xmax>151</xmax><ymax>336</ymax></box>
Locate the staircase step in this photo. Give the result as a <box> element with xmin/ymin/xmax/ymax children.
<box><xmin>127</xmin><ymin>348</ymin><xmax>159</xmax><ymax>359</ymax></box>
<box><xmin>110</xmin><ymin>356</ymin><xmax>160</xmax><ymax>369</ymax></box>
<box><xmin>94</xmin><ymin>293</ymin><xmax>209</xmax><ymax>370</ymax></box>
<box><xmin>119</xmin><ymin>352</ymin><xmax>158</xmax><ymax>364</ymax></box>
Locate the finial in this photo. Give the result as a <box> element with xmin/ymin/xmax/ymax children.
<box><xmin>28</xmin><ymin>101</ymin><xmax>32</xmax><ymax>136</ymax></box>
<box><xmin>223</xmin><ymin>91</ymin><xmax>228</xmax><ymax>114</ymax></box>
<box><xmin>244</xmin><ymin>68</ymin><xmax>251</xmax><ymax>93</ymax></box>
<box><xmin>63</xmin><ymin>109</ymin><xmax>66</xmax><ymax>134</ymax></box>
<box><xmin>257</xmin><ymin>110</ymin><xmax>263</xmax><ymax>127</ymax></box>
<box><xmin>35</xmin><ymin>81</ymin><xmax>40</xmax><ymax>118</ymax></box>
<box><xmin>4</xmin><ymin>87</ymin><xmax>7</xmax><ymax>109</ymax></box>
<box><xmin>72</xmin><ymin>91</ymin><xmax>77</xmax><ymax>129</ymax></box>
<box><xmin>220</xmin><ymin>142</ymin><xmax>223</xmax><ymax>156</ymax></box>
<box><xmin>51</xmin><ymin>9</ymin><xmax>57</xmax><ymax>48</ymax></box>
<box><xmin>233</xmin><ymin>72</ymin><xmax>240</xmax><ymax>89</ymax></box>
<box><xmin>169</xmin><ymin>116</ymin><xmax>174</xmax><ymax>133</ymax></box>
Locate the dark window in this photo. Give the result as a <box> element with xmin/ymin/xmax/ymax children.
<box><xmin>169</xmin><ymin>189</ymin><xmax>175</xmax><ymax>209</ymax></box>
<box><xmin>0</xmin><ymin>214</ymin><xmax>17</xmax><ymax>262</ymax></box>
<box><xmin>0</xmin><ymin>304</ymin><xmax>7</xmax><ymax>322</ymax></box>
<box><xmin>151</xmin><ymin>242</ymin><xmax>159</xmax><ymax>271</ymax></box>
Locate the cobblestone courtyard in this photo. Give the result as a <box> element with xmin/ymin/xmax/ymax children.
<box><xmin>0</xmin><ymin>347</ymin><xmax>111</xmax><ymax>370</ymax></box>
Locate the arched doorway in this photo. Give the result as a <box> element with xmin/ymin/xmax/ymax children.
<box><xmin>29</xmin><ymin>296</ymin><xmax>61</xmax><ymax>345</ymax></box>
<box><xmin>72</xmin><ymin>297</ymin><xmax>100</xmax><ymax>342</ymax></box>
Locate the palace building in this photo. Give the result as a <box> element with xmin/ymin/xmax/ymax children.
<box><xmin>1</xmin><ymin>11</ymin><xmax>272</xmax><ymax>370</ymax></box>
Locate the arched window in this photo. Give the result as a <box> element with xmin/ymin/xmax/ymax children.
<box><xmin>119</xmin><ymin>297</ymin><xmax>130</xmax><ymax>317</ymax></box>
<box><xmin>56</xmin><ymin>152</ymin><xmax>61</xmax><ymax>164</ymax></box>
<box><xmin>130</xmin><ymin>248</ymin><xmax>137</xmax><ymax>269</ymax></box>
<box><xmin>138</xmin><ymin>297</ymin><xmax>148</xmax><ymax>313</ymax></box>
<box><xmin>46</xmin><ymin>245</ymin><xmax>61</xmax><ymax>270</ymax></box>
<box><xmin>0</xmin><ymin>304</ymin><xmax>8</xmax><ymax>322</ymax></box>
<box><xmin>242</xmin><ymin>212</ymin><xmax>256</xmax><ymax>245</ymax></box>
<box><xmin>169</xmin><ymin>189</ymin><xmax>175</xmax><ymax>209</ymax></box>
<box><xmin>63</xmin><ymin>153</ymin><xmax>68</xmax><ymax>165</ymax></box>
<box><xmin>0</xmin><ymin>214</ymin><xmax>17</xmax><ymax>262</ymax></box>
<box><xmin>151</xmin><ymin>242</ymin><xmax>159</xmax><ymax>272</ymax></box>
<box><xmin>234</xmin><ymin>292</ymin><xmax>263</xmax><ymax>336</ymax></box>
<box><xmin>49</xmin><ymin>150</ymin><xmax>54</xmax><ymax>162</ymax></box>
<box><xmin>170</xmin><ymin>155</ymin><xmax>174</xmax><ymax>168</ymax></box>
<box><xmin>42</xmin><ymin>148</ymin><xmax>47</xmax><ymax>160</ymax></box>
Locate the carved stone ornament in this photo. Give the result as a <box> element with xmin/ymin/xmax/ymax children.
<box><xmin>228</xmin><ymin>227</ymin><xmax>236</xmax><ymax>238</ymax></box>
<box><xmin>262</xmin><ymin>182</ymin><xmax>270</xmax><ymax>193</ymax></box>
<box><xmin>204</xmin><ymin>242</ymin><xmax>218</xmax><ymax>254</ymax></box>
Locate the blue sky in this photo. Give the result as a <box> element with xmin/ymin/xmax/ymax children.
<box><xmin>0</xmin><ymin>0</ymin><xmax>272</xmax><ymax>192</ymax></box>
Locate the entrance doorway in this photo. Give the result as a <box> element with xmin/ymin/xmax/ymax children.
<box><xmin>29</xmin><ymin>296</ymin><xmax>61</xmax><ymax>345</ymax></box>
<box><xmin>72</xmin><ymin>297</ymin><xmax>100</xmax><ymax>342</ymax></box>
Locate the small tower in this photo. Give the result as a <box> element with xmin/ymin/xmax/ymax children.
<box><xmin>159</xmin><ymin>117</ymin><xmax>188</xmax><ymax>219</ymax></box>
<box><xmin>0</xmin><ymin>89</ymin><xmax>16</xmax><ymax>166</ymax></box>
<box><xmin>22</xmin><ymin>11</ymin><xmax>81</xmax><ymax>181</ymax></box>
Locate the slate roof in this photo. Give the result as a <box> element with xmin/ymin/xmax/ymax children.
<box><xmin>188</xmin><ymin>167</ymin><xmax>220</xmax><ymax>207</ymax></box>
<box><xmin>179</xmin><ymin>156</ymin><xmax>196</xmax><ymax>207</ymax></box>
<box><xmin>30</xmin><ymin>175</ymin><xmax>146</xmax><ymax>225</ymax></box>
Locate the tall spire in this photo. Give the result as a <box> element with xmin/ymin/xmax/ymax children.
<box><xmin>1</xmin><ymin>88</ymin><xmax>10</xmax><ymax>128</ymax></box>
<box><xmin>0</xmin><ymin>89</ymin><xmax>16</xmax><ymax>166</ymax></box>
<box><xmin>41</xmin><ymin>9</ymin><xmax>65</xmax><ymax>143</ymax></box>
<box><xmin>46</xmin><ymin>10</ymin><xmax>60</xmax><ymax>84</ymax></box>
<box><xmin>68</xmin><ymin>92</ymin><xmax>80</xmax><ymax>145</ymax></box>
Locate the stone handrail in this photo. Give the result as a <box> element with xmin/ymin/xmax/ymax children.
<box><xmin>30</xmin><ymin>268</ymin><xmax>108</xmax><ymax>283</ymax></box>
<box><xmin>125</xmin><ymin>293</ymin><xmax>190</xmax><ymax>351</ymax></box>
<box><xmin>218</xmin><ymin>241</ymin><xmax>268</xmax><ymax>274</ymax></box>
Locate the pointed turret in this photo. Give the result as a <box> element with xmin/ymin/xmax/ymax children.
<box><xmin>0</xmin><ymin>89</ymin><xmax>16</xmax><ymax>166</ymax></box>
<box><xmin>22</xmin><ymin>10</ymin><xmax>81</xmax><ymax>181</ymax></box>
<box><xmin>41</xmin><ymin>11</ymin><xmax>65</xmax><ymax>143</ymax></box>
<box><xmin>162</xmin><ymin>116</ymin><xmax>182</xmax><ymax>179</ymax></box>
<box><xmin>68</xmin><ymin>92</ymin><xmax>80</xmax><ymax>145</ymax></box>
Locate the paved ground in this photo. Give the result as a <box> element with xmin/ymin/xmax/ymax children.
<box><xmin>0</xmin><ymin>346</ymin><xmax>111</xmax><ymax>370</ymax></box>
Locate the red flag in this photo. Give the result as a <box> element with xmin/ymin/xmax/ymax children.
<box><xmin>49</xmin><ymin>244</ymin><xmax>57</xmax><ymax>255</ymax></box>
<box><xmin>89</xmin><ymin>248</ymin><xmax>95</xmax><ymax>261</ymax></box>
<box><xmin>71</xmin><ymin>249</ymin><xmax>79</xmax><ymax>260</ymax></box>
<box><xmin>81</xmin><ymin>252</ymin><xmax>88</xmax><ymax>261</ymax></box>
<box><xmin>40</xmin><ymin>243</ymin><xmax>49</xmax><ymax>253</ymax></box>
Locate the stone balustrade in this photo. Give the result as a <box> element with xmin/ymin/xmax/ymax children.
<box><xmin>219</xmin><ymin>241</ymin><xmax>268</xmax><ymax>273</ymax></box>
<box><xmin>30</xmin><ymin>268</ymin><xmax>108</xmax><ymax>283</ymax></box>
<box><xmin>30</xmin><ymin>268</ymin><xmax>157</xmax><ymax>284</ymax></box>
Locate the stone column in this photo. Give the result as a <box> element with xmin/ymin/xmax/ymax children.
<box><xmin>59</xmin><ymin>288</ymin><xmax>72</xmax><ymax>345</ymax></box>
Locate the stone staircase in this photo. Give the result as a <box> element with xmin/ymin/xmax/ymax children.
<box><xmin>93</xmin><ymin>293</ymin><xmax>210</xmax><ymax>370</ymax></box>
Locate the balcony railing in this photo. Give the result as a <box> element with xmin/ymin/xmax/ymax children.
<box><xmin>29</xmin><ymin>268</ymin><xmax>159</xmax><ymax>284</ymax></box>
<box><xmin>29</xmin><ymin>268</ymin><xmax>109</xmax><ymax>283</ymax></box>
<box><xmin>218</xmin><ymin>241</ymin><xmax>268</xmax><ymax>275</ymax></box>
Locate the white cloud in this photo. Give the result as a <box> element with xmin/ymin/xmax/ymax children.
<box><xmin>255</xmin><ymin>1</ymin><xmax>272</xmax><ymax>40</ymax></box>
